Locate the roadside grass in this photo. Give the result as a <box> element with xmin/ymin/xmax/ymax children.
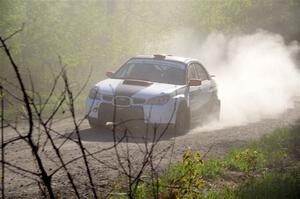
<box><xmin>196</xmin><ymin>167</ymin><xmax>300</xmax><ymax>199</ymax></box>
<box><xmin>233</xmin><ymin>167</ymin><xmax>300</xmax><ymax>199</ymax></box>
<box><xmin>114</xmin><ymin>123</ymin><xmax>300</xmax><ymax>198</ymax></box>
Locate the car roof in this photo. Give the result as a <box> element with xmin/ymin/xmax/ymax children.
<box><xmin>132</xmin><ymin>54</ymin><xmax>198</xmax><ymax>65</ymax></box>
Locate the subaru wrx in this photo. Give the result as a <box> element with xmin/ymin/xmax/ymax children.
<box><xmin>86</xmin><ymin>54</ymin><xmax>220</xmax><ymax>134</ymax></box>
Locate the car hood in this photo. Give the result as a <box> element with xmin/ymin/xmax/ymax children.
<box><xmin>95</xmin><ymin>78</ymin><xmax>185</xmax><ymax>99</ymax></box>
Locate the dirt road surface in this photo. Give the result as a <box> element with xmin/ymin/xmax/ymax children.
<box><xmin>3</xmin><ymin>105</ymin><xmax>300</xmax><ymax>198</ymax></box>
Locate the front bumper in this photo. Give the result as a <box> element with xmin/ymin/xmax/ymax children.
<box><xmin>86</xmin><ymin>98</ymin><xmax>179</xmax><ymax>125</ymax></box>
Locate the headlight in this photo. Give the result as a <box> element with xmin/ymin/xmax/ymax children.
<box><xmin>89</xmin><ymin>87</ymin><xmax>101</xmax><ymax>99</ymax></box>
<box><xmin>147</xmin><ymin>95</ymin><xmax>170</xmax><ymax>105</ymax></box>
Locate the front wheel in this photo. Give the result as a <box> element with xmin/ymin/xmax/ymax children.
<box><xmin>88</xmin><ymin>118</ymin><xmax>106</xmax><ymax>129</ymax></box>
<box><xmin>174</xmin><ymin>103</ymin><xmax>190</xmax><ymax>135</ymax></box>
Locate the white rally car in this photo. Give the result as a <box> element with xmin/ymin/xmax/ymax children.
<box><xmin>86</xmin><ymin>54</ymin><xmax>220</xmax><ymax>133</ymax></box>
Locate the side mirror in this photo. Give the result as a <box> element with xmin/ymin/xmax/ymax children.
<box><xmin>106</xmin><ymin>71</ymin><xmax>114</xmax><ymax>78</ymax></box>
<box><xmin>189</xmin><ymin>79</ymin><xmax>201</xmax><ymax>86</ymax></box>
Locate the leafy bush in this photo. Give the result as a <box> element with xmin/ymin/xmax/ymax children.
<box><xmin>223</xmin><ymin>149</ymin><xmax>264</xmax><ymax>173</ymax></box>
<box><xmin>170</xmin><ymin>150</ymin><xmax>205</xmax><ymax>198</ymax></box>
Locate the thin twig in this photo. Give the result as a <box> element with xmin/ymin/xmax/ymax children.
<box><xmin>1</xmin><ymin>84</ymin><xmax>5</xmax><ymax>198</ymax></box>
<box><xmin>62</xmin><ymin>68</ymin><xmax>98</xmax><ymax>199</ymax></box>
<box><xmin>2</xmin><ymin>23</ymin><xmax>25</xmax><ymax>42</ymax></box>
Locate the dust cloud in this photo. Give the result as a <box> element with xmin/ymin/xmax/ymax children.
<box><xmin>158</xmin><ymin>30</ymin><xmax>300</xmax><ymax>130</ymax></box>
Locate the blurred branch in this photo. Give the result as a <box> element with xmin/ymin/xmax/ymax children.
<box><xmin>50</xmin><ymin>133</ymin><xmax>126</xmax><ymax>176</ymax></box>
<box><xmin>202</xmin><ymin>144</ymin><xmax>214</xmax><ymax>159</ymax></box>
<box><xmin>1</xmin><ymin>84</ymin><xmax>5</xmax><ymax>198</ymax></box>
<box><xmin>1</xmin><ymin>161</ymin><xmax>40</xmax><ymax>176</ymax></box>
<box><xmin>62</xmin><ymin>67</ymin><xmax>98</xmax><ymax>199</ymax></box>
<box><xmin>40</xmin><ymin>65</ymin><xmax>66</xmax><ymax>114</ymax></box>
<box><xmin>2</xmin><ymin>23</ymin><xmax>25</xmax><ymax>42</ymax></box>
<box><xmin>1</xmin><ymin>32</ymin><xmax>55</xmax><ymax>198</ymax></box>
<box><xmin>74</xmin><ymin>65</ymin><xmax>93</xmax><ymax>100</ymax></box>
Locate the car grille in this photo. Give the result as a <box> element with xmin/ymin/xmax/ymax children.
<box><xmin>113</xmin><ymin>96</ymin><xmax>131</xmax><ymax>106</ymax></box>
<box><xmin>102</xmin><ymin>95</ymin><xmax>113</xmax><ymax>102</ymax></box>
<box><xmin>133</xmin><ymin>98</ymin><xmax>146</xmax><ymax>104</ymax></box>
<box><xmin>99</xmin><ymin>103</ymin><xmax>144</xmax><ymax>123</ymax></box>
<box><xmin>102</xmin><ymin>95</ymin><xmax>146</xmax><ymax>106</ymax></box>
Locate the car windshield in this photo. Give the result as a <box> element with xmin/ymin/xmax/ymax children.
<box><xmin>112</xmin><ymin>59</ymin><xmax>186</xmax><ymax>85</ymax></box>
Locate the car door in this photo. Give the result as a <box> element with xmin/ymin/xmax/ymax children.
<box><xmin>194</xmin><ymin>62</ymin><xmax>214</xmax><ymax>109</ymax></box>
<box><xmin>188</xmin><ymin>63</ymin><xmax>206</xmax><ymax>116</ymax></box>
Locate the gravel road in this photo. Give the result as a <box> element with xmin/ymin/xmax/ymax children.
<box><xmin>3</xmin><ymin>105</ymin><xmax>300</xmax><ymax>198</ymax></box>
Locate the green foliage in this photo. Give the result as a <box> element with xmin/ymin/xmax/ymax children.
<box><xmin>223</xmin><ymin>149</ymin><xmax>265</xmax><ymax>173</ymax></box>
<box><xmin>131</xmin><ymin>177</ymin><xmax>164</xmax><ymax>199</ymax></box>
<box><xmin>218</xmin><ymin>125</ymin><xmax>300</xmax><ymax>198</ymax></box>
<box><xmin>254</xmin><ymin>127</ymin><xmax>300</xmax><ymax>160</ymax></box>
<box><xmin>127</xmin><ymin>150</ymin><xmax>207</xmax><ymax>198</ymax></box>
<box><xmin>1</xmin><ymin>0</ymin><xmax>300</xmax><ymax>121</ymax></box>
<box><xmin>233</xmin><ymin>167</ymin><xmax>300</xmax><ymax>199</ymax></box>
<box><xmin>167</xmin><ymin>150</ymin><xmax>205</xmax><ymax>198</ymax></box>
<box><xmin>2</xmin><ymin>0</ymin><xmax>299</xmax><ymax>88</ymax></box>
<box><xmin>221</xmin><ymin>126</ymin><xmax>300</xmax><ymax>174</ymax></box>
<box><xmin>133</xmin><ymin>182</ymin><xmax>147</xmax><ymax>199</ymax></box>
<box><xmin>0</xmin><ymin>0</ymin><xmax>185</xmax><ymax>120</ymax></box>
<box><xmin>183</xmin><ymin>0</ymin><xmax>300</xmax><ymax>41</ymax></box>
<box><xmin>200</xmin><ymin>160</ymin><xmax>222</xmax><ymax>179</ymax></box>
<box><xmin>201</xmin><ymin>167</ymin><xmax>300</xmax><ymax>199</ymax></box>
<box><xmin>112</xmin><ymin>125</ymin><xmax>300</xmax><ymax>198</ymax></box>
<box><xmin>0</xmin><ymin>0</ymin><xmax>180</xmax><ymax>84</ymax></box>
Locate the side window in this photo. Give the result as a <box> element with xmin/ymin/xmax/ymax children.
<box><xmin>188</xmin><ymin>64</ymin><xmax>198</xmax><ymax>80</ymax></box>
<box><xmin>194</xmin><ymin>63</ymin><xmax>209</xmax><ymax>80</ymax></box>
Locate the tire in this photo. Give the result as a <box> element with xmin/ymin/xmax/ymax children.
<box><xmin>174</xmin><ymin>103</ymin><xmax>190</xmax><ymax>135</ymax></box>
<box><xmin>88</xmin><ymin>118</ymin><xmax>106</xmax><ymax>129</ymax></box>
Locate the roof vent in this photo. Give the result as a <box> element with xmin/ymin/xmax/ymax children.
<box><xmin>153</xmin><ymin>54</ymin><xmax>166</xmax><ymax>59</ymax></box>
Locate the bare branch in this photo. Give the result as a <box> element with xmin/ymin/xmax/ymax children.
<box><xmin>50</xmin><ymin>133</ymin><xmax>126</xmax><ymax>176</ymax></box>
<box><xmin>2</xmin><ymin>135</ymin><xmax>27</xmax><ymax>148</ymax></box>
<box><xmin>40</xmin><ymin>65</ymin><xmax>66</xmax><ymax>114</ymax></box>
<box><xmin>73</xmin><ymin>65</ymin><xmax>93</xmax><ymax>100</ymax></box>
<box><xmin>202</xmin><ymin>144</ymin><xmax>214</xmax><ymax>160</ymax></box>
<box><xmin>0</xmin><ymin>34</ymin><xmax>55</xmax><ymax>199</ymax></box>
<box><xmin>1</xmin><ymin>83</ymin><xmax>5</xmax><ymax>198</ymax></box>
<box><xmin>62</xmin><ymin>67</ymin><xmax>98</xmax><ymax>199</ymax></box>
<box><xmin>1</xmin><ymin>160</ymin><xmax>40</xmax><ymax>176</ymax></box>
<box><xmin>2</xmin><ymin>23</ymin><xmax>25</xmax><ymax>42</ymax></box>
